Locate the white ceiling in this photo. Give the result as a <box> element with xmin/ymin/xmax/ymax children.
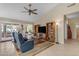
<box><xmin>67</xmin><ymin>12</ymin><xmax>79</xmax><ymax>19</ymax></box>
<box><xmin>0</xmin><ymin>3</ymin><xmax>59</xmax><ymax>23</ymax></box>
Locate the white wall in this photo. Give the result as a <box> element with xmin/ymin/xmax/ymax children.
<box><xmin>64</xmin><ymin>22</ymin><xmax>67</xmax><ymax>40</ymax></box>
<box><xmin>34</xmin><ymin>4</ymin><xmax>79</xmax><ymax>44</ymax></box>
<box><xmin>0</xmin><ymin>24</ymin><xmax>2</xmax><ymax>41</ymax></box>
<box><xmin>64</xmin><ymin>15</ymin><xmax>68</xmax><ymax>40</ymax></box>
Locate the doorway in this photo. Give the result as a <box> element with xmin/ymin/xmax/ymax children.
<box><xmin>76</xmin><ymin>24</ymin><xmax>79</xmax><ymax>40</ymax></box>
<box><xmin>64</xmin><ymin>12</ymin><xmax>79</xmax><ymax>43</ymax></box>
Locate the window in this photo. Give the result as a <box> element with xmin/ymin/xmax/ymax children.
<box><xmin>1</xmin><ymin>24</ymin><xmax>4</xmax><ymax>32</ymax></box>
<box><xmin>6</xmin><ymin>25</ymin><xmax>13</xmax><ymax>33</ymax></box>
<box><xmin>1</xmin><ymin>23</ymin><xmax>19</xmax><ymax>37</ymax></box>
<box><xmin>27</xmin><ymin>24</ymin><xmax>33</xmax><ymax>33</ymax></box>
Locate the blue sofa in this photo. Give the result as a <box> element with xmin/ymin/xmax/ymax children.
<box><xmin>12</xmin><ymin>32</ymin><xmax>34</xmax><ymax>53</ymax></box>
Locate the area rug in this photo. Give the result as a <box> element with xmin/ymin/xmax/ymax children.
<box><xmin>20</xmin><ymin>41</ymin><xmax>54</xmax><ymax>56</ymax></box>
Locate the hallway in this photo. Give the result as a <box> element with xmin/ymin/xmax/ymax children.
<box><xmin>36</xmin><ymin>39</ymin><xmax>79</xmax><ymax>56</ymax></box>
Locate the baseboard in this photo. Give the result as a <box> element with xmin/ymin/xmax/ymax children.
<box><xmin>0</xmin><ymin>40</ymin><xmax>12</xmax><ymax>43</ymax></box>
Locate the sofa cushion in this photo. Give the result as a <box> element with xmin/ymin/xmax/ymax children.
<box><xmin>23</xmin><ymin>37</ymin><xmax>28</xmax><ymax>41</ymax></box>
<box><xmin>12</xmin><ymin>32</ymin><xmax>17</xmax><ymax>43</ymax></box>
<box><xmin>18</xmin><ymin>33</ymin><xmax>25</xmax><ymax>44</ymax></box>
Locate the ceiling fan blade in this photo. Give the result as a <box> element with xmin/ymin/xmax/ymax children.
<box><xmin>24</xmin><ymin>7</ymin><xmax>29</xmax><ymax>10</ymax></box>
<box><xmin>34</xmin><ymin>12</ymin><xmax>38</xmax><ymax>15</ymax></box>
<box><xmin>29</xmin><ymin>4</ymin><xmax>32</xmax><ymax>7</ymax></box>
<box><xmin>29</xmin><ymin>4</ymin><xmax>32</xmax><ymax>9</ymax></box>
<box><xmin>33</xmin><ymin>9</ymin><xmax>37</xmax><ymax>11</ymax></box>
<box><xmin>31</xmin><ymin>11</ymin><xmax>38</xmax><ymax>15</ymax></box>
<box><xmin>67</xmin><ymin>3</ymin><xmax>76</xmax><ymax>7</ymax></box>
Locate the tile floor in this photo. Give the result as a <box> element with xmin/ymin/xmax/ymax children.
<box><xmin>0</xmin><ymin>39</ymin><xmax>79</xmax><ymax>56</ymax></box>
<box><xmin>36</xmin><ymin>39</ymin><xmax>79</xmax><ymax>56</ymax></box>
<box><xmin>0</xmin><ymin>41</ymin><xmax>16</xmax><ymax>56</ymax></box>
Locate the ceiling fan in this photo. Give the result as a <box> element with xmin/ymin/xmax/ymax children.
<box><xmin>67</xmin><ymin>3</ymin><xmax>76</xmax><ymax>7</ymax></box>
<box><xmin>22</xmin><ymin>4</ymin><xmax>38</xmax><ymax>15</ymax></box>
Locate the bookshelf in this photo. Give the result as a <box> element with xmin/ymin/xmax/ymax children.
<box><xmin>46</xmin><ymin>21</ymin><xmax>55</xmax><ymax>42</ymax></box>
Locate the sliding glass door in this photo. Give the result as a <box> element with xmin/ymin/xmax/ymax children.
<box><xmin>1</xmin><ymin>23</ymin><xmax>19</xmax><ymax>41</ymax></box>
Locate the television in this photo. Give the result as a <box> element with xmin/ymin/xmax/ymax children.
<box><xmin>38</xmin><ymin>26</ymin><xmax>46</xmax><ymax>33</ymax></box>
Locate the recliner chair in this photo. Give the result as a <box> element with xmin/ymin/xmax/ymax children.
<box><xmin>12</xmin><ymin>32</ymin><xmax>34</xmax><ymax>53</ymax></box>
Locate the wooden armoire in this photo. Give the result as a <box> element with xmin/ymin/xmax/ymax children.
<box><xmin>46</xmin><ymin>22</ymin><xmax>55</xmax><ymax>42</ymax></box>
<box><xmin>34</xmin><ymin>25</ymin><xmax>40</xmax><ymax>34</ymax></box>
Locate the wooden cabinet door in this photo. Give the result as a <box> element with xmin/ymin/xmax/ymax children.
<box><xmin>77</xmin><ymin>28</ymin><xmax>79</xmax><ymax>40</ymax></box>
<box><xmin>46</xmin><ymin>22</ymin><xmax>55</xmax><ymax>42</ymax></box>
<box><xmin>34</xmin><ymin>25</ymin><xmax>40</xmax><ymax>33</ymax></box>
